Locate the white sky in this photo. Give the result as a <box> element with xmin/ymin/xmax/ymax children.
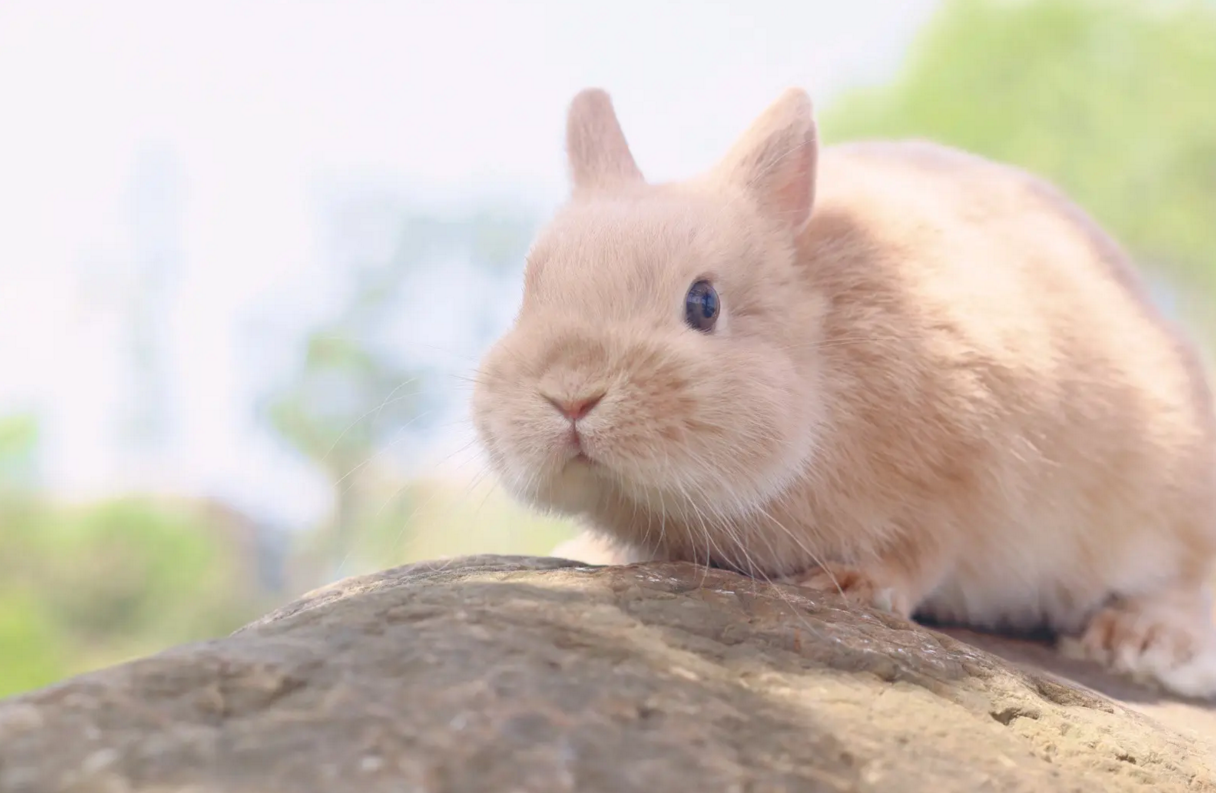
<box><xmin>0</xmin><ymin>0</ymin><xmax>938</xmax><ymax>527</ymax></box>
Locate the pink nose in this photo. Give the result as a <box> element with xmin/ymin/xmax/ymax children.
<box><xmin>545</xmin><ymin>393</ymin><xmax>604</xmax><ymax>421</ymax></box>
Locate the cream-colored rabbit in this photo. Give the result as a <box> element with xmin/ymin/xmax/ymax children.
<box><xmin>471</xmin><ymin>86</ymin><xmax>1216</xmax><ymax>698</ymax></box>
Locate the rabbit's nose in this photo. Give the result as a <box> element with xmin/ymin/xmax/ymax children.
<box><xmin>544</xmin><ymin>392</ymin><xmax>605</xmax><ymax>421</ymax></box>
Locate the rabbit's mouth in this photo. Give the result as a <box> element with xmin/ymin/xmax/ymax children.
<box><xmin>560</xmin><ymin>422</ymin><xmax>601</xmax><ymax>468</ymax></box>
<box><xmin>565</xmin><ymin>450</ymin><xmax>599</xmax><ymax>470</ymax></box>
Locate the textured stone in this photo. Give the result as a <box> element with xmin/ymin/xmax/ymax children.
<box><xmin>1</xmin><ymin>555</ymin><xmax>1214</xmax><ymax>792</ymax></box>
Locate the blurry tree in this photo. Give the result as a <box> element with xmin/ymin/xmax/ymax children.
<box><xmin>822</xmin><ymin>0</ymin><xmax>1216</xmax><ymax>304</ymax></box>
<box><xmin>260</xmin><ymin>198</ymin><xmax>536</xmax><ymax>586</ymax></box>
<box><xmin>264</xmin><ymin>329</ymin><xmax>422</xmax><ymax>586</ymax></box>
<box><xmin>120</xmin><ymin>146</ymin><xmax>183</xmax><ymax>458</ymax></box>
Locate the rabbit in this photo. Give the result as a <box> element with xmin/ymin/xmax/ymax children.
<box><xmin>469</xmin><ymin>86</ymin><xmax>1216</xmax><ymax>699</ymax></box>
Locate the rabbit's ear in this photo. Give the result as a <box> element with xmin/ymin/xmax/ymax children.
<box><xmin>713</xmin><ymin>88</ymin><xmax>819</xmax><ymax>232</ymax></box>
<box><xmin>566</xmin><ymin>88</ymin><xmax>644</xmax><ymax>196</ymax></box>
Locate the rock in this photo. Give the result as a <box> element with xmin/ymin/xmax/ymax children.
<box><xmin>1</xmin><ymin>555</ymin><xmax>1214</xmax><ymax>793</ymax></box>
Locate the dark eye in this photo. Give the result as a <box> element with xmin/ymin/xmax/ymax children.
<box><xmin>684</xmin><ymin>279</ymin><xmax>719</xmax><ymax>333</ymax></box>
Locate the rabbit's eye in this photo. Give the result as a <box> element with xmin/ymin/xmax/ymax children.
<box><xmin>684</xmin><ymin>279</ymin><xmax>719</xmax><ymax>333</ymax></box>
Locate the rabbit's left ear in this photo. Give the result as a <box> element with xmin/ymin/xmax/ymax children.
<box><xmin>712</xmin><ymin>88</ymin><xmax>819</xmax><ymax>232</ymax></box>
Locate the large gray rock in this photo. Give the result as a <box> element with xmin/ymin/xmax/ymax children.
<box><xmin>1</xmin><ymin>555</ymin><xmax>1214</xmax><ymax>792</ymax></box>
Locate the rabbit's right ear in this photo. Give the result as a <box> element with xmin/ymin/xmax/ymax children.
<box><xmin>566</xmin><ymin>88</ymin><xmax>644</xmax><ymax>196</ymax></box>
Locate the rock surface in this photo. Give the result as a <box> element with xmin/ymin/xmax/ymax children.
<box><xmin>1</xmin><ymin>555</ymin><xmax>1215</xmax><ymax>792</ymax></box>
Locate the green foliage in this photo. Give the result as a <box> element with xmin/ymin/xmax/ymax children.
<box><xmin>0</xmin><ymin>590</ymin><xmax>69</xmax><ymax>698</ymax></box>
<box><xmin>0</xmin><ymin>412</ymin><xmax>40</xmax><ymax>491</ymax></box>
<box><xmin>0</xmin><ymin>496</ymin><xmax>267</xmax><ymax>697</ymax></box>
<box><xmin>0</xmin><ymin>413</ymin><xmax>38</xmax><ymax>457</ymax></box>
<box><xmin>822</xmin><ymin>0</ymin><xmax>1216</xmax><ymax>291</ymax></box>
<box><xmin>33</xmin><ymin>500</ymin><xmax>240</xmax><ymax>640</ymax></box>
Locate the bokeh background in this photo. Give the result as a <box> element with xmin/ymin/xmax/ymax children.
<box><xmin>2</xmin><ymin>0</ymin><xmax>1214</xmax><ymax>697</ymax></box>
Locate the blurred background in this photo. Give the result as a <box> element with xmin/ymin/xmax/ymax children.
<box><xmin>1</xmin><ymin>0</ymin><xmax>1214</xmax><ymax>697</ymax></box>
